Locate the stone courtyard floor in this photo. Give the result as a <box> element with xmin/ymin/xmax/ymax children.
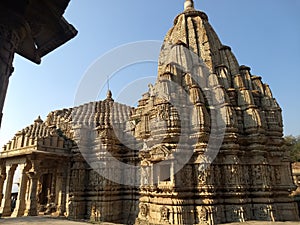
<box><xmin>0</xmin><ymin>217</ymin><xmax>299</xmax><ymax>225</ymax></box>
<box><xmin>0</xmin><ymin>216</ymin><xmax>119</xmax><ymax>225</ymax></box>
<box><xmin>224</xmin><ymin>222</ymin><xmax>300</xmax><ymax>225</ymax></box>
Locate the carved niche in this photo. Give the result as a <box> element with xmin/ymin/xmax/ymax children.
<box><xmin>197</xmin><ymin>206</ymin><xmax>210</xmax><ymax>225</ymax></box>
<box><xmin>227</xmin><ymin>206</ymin><xmax>246</xmax><ymax>222</ymax></box>
<box><xmin>197</xmin><ymin>165</ymin><xmax>213</xmax><ymax>186</ymax></box>
<box><xmin>160</xmin><ymin>206</ymin><xmax>170</xmax><ymax>222</ymax></box>
<box><xmin>140</xmin><ymin>203</ymin><xmax>148</xmax><ymax>217</ymax></box>
<box><xmin>253</xmin><ymin>204</ymin><xmax>274</xmax><ymax>221</ymax></box>
<box><xmin>142</xmin><ymin>145</ymin><xmax>172</xmax><ymax>163</ymax></box>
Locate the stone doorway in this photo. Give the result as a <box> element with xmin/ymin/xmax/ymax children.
<box><xmin>38</xmin><ymin>173</ymin><xmax>54</xmax><ymax>215</ymax></box>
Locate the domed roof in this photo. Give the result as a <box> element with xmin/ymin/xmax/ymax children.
<box><xmin>1</xmin><ymin>92</ymin><xmax>133</xmax><ymax>153</ymax></box>
<box><xmin>1</xmin><ymin>115</ymin><xmax>70</xmax><ymax>153</ymax></box>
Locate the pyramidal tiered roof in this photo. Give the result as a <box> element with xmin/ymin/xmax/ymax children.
<box><xmin>155</xmin><ymin>0</ymin><xmax>282</xmax><ymax>136</ymax></box>
<box><xmin>1</xmin><ymin>92</ymin><xmax>133</xmax><ymax>155</ymax></box>
<box><xmin>159</xmin><ymin>0</ymin><xmax>238</xmax><ymax>74</ymax></box>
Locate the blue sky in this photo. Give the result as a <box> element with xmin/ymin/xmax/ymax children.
<box><xmin>1</xmin><ymin>0</ymin><xmax>300</xmax><ymax>148</ymax></box>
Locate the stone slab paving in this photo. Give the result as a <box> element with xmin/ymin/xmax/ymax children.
<box><xmin>224</xmin><ymin>222</ymin><xmax>300</xmax><ymax>225</ymax></box>
<box><xmin>0</xmin><ymin>217</ymin><xmax>299</xmax><ymax>225</ymax></box>
<box><xmin>0</xmin><ymin>216</ymin><xmax>121</xmax><ymax>225</ymax></box>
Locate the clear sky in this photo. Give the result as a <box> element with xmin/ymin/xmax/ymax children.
<box><xmin>0</xmin><ymin>0</ymin><xmax>300</xmax><ymax>148</ymax></box>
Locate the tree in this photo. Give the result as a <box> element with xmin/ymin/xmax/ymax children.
<box><xmin>284</xmin><ymin>135</ymin><xmax>300</xmax><ymax>162</ymax></box>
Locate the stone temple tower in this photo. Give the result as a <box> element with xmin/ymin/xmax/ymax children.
<box><xmin>0</xmin><ymin>1</ymin><xmax>299</xmax><ymax>224</ymax></box>
<box><xmin>133</xmin><ymin>0</ymin><xmax>299</xmax><ymax>224</ymax></box>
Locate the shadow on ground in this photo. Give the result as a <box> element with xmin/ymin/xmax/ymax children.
<box><xmin>0</xmin><ymin>217</ymin><xmax>299</xmax><ymax>225</ymax></box>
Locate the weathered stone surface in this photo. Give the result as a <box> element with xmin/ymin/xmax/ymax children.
<box><xmin>134</xmin><ymin>1</ymin><xmax>299</xmax><ymax>224</ymax></box>
<box><xmin>0</xmin><ymin>1</ymin><xmax>298</xmax><ymax>224</ymax></box>
<box><xmin>291</xmin><ymin>162</ymin><xmax>300</xmax><ymax>216</ymax></box>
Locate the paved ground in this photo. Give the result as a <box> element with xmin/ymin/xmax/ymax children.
<box><xmin>0</xmin><ymin>216</ymin><xmax>120</xmax><ymax>225</ymax></box>
<box><xmin>224</xmin><ymin>222</ymin><xmax>300</xmax><ymax>225</ymax></box>
<box><xmin>0</xmin><ymin>217</ymin><xmax>299</xmax><ymax>225</ymax></box>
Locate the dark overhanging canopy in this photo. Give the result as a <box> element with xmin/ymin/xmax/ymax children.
<box><xmin>0</xmin><ymin>0</ymin><xmax>78</xmax><ymax>64</ymax></box>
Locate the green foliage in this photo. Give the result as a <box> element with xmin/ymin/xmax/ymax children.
<box><xmin>284</xmin><ymin>135</ymin><xmax>300</xmax><ymax>162</ymax></box>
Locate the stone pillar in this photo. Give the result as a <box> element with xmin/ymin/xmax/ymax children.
<box><xmin>24</xmin><ymin>159</ymin><xmax>41</xmax><ymax>216</ymax></box>
<box><xmin>24</xmin><ymin>175</ymin><xmax>31</xmax><ymax>205</ymax></box>
<box><xmin>0</xmin><ymin>163</ymin><xmax>7</xmax><ymax>204</ymax></box>
<box><xmin>0</xmin><ymin>12</ymin><xmax>25</xmax><ymax>128</ymax></box>
<box><xmin>65</xmin><ymin>162</ymin><xmax>71</xmax><ymax>217</ymax></box>
<box><xmin>11</xmin><ymin>164</ymin><xmax>28</xmax><ymax>217</ymax></box>
<box><xmin>55</xmin><ymin>170</ymin><xmax>68</xmax><ymax>216</ymax></box>
<box><xmin>24</xmin><ymin>171</ymin><xmax>39</xmax><ymax>216</ymax></box>
<box><xmin>55</xmin><ymin>172</ymin><xmax>62</xmax><ymax>214</ymax></box>
<box><xmin>50</xmin><ymin>172</ymin><xmax>56</xmax><ymax>203</ymax></box>
<box><xmin>0</xmin><ymin>165</ymin><xmax>17</xmax><ymax>216</ymax></box>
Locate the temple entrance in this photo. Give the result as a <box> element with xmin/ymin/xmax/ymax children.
<box><xmin>38</xmin><ymin>173</ymin><xmax>54</xmax><ymax>214</ymax></box>
<box><xmin>0</xmin><ymin>155</ymin><xmax>70</xmax><ymax>218</ymax></box>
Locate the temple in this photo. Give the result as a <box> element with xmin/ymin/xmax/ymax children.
<box><xmin>0</xmin><ymin>1</ymin><xmax>299</xmax><ymax>224</ymax></box>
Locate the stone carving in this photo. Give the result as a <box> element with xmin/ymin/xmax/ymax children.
<box><xmin>160</xmin><ymin>206</ymin><xmax>170</xmax><ymax>222</ymax></box>
<box><xmin>197</xmin><ymin>206</ymin><xmax>210</xmax><ymax>224</ymax></box>
<box><xmin>180</xmin><ymin>165</ymin><xmax>192</xmax><ymax>186</ymax></box>
<box><xmin>133</xmin><ymin>1</ymin><xmax>298</xmax><ymax>223</ymax></box>
<box><xmin>252</xmin><ymin>165</ymin><xmax>263</xmax><ymax>185</ymax></box>
<box><xmin>140</xmin><ymin>204</ymin><xmax>148</xmax><ymax>217</ymax></box>
<box><xmin>157</xmin><ymin>104</ymin><xmax>169</xmax><ymax>121</ymax></box>
<box><xmin>148</xmin><ymin>84</ymin><xmax>155</xmax><ymax>97</ymax></box>
<box><xmin>230</xmin><ymin>206</ymin><xmax>245</xmax><ymax>222</ymax></box>
<box><xmin>254</xmin><ymin>205</ymin><xmax>273</xmax><ymax>221</ymax></box>
<box><xmin>143</xmin><ymin>145</ymin><xmax>172</xmax><ymax>162</ymax></box>
<box><xmin>89</xmin><ymin>170</ymin><xmax>105</xmax><ymax>189</ymax></box>
<box><xmin>0</xmin><ymin>0</ymin><xmax>298</xmax><ymax>224</ymax></box>
<box><xmin>292</xmin><ymin>162</ymin><xmax>300</xmax><ymax>214</ymax></box>
<box><xmin>198</xmin><ymin>167</ymin><xmax>211</xmax><ymax>185</ymax></box>
<box><xmin>274</xmin><ymin>166</ymin><xmax>281</xmax><ymax>184</ymax></box>
<box><xmin>214</xmin><ymin>165</ymin><xmax>222</xmax><ymax>186</ymax></box>
<box><xmin>141</xmin><ymin>167</ymin><xmax>150</xmax><ymax>185</ymax></box>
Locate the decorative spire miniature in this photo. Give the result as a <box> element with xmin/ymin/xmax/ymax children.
<box><xmin>106</xmin><ymin>90</ymin><xmax>114</xmax><ymax>101</ymax></box>
<box><xmin>34</xmin><ymin>116</ymin><xmax>43</xmax><ymax>124</ymax></box>
<box><xmin>184</xmin><ymin>0</ymin><xmax>194</xmax><ymax>11</ymax></box>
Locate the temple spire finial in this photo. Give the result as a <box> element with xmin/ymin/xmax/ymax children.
<box><xmin>106</xmin><ymin>89</ymin><xmax>114</xmax><ymax>101</ymax></box>
<box><xmin>184</xmin><ymin>0</ymin><xmax>194</xmax><ymax>11</ymax></box>
<box><xmin>34</xmin><ymin>116</ymin><xmax>43</xmax><ymax>124</ymax></box>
